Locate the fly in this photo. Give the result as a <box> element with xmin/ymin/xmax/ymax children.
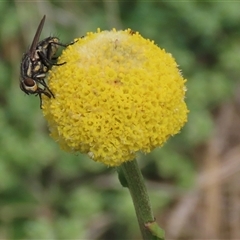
<box><xmin>20</xmin><ymin>15</ymin><xmax>75</xmax><ymax>108</ymax></box>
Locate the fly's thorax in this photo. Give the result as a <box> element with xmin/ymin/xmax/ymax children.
<box><xmin>32</xmin><ymin>60</ymin><xmax>48</xmax><ymax>76</ymax></box>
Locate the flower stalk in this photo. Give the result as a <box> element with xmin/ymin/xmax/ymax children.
<box><xmin>119</xmin><ymin>159</ymin><xmax>165</xmax><ymax>240</ymax></box>
<box><xmin>41</xmin><ymin>28</ymin><xmax>188</xmax><ymax>239</ymax></box>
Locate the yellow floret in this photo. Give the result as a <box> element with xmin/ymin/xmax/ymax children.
<box><xmin>42</xmin><ymin>29</ymin><xmax>188</xmax><ymax>166</ymax></box>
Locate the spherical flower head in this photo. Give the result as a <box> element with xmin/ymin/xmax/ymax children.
<box><xmin>42</xmin><ymin>29</ymin><xmax>188</xmax><ymax>167</ymax></box>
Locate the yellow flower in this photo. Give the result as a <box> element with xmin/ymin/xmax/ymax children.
<box><xmin>42</xmin><ymin>29</ymin><xmax>188</xmax><ymax>166</ymax></box>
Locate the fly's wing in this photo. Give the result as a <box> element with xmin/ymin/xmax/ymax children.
<box><xmin>29</xmin><ymin>15</ymin><xmax>46</xmax><ymax>58</ymax></box>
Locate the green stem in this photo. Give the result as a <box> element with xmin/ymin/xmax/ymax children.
<box><xmin>119</xmin><ymin>159</ymin><xmax>165</xmax><ymax>240</ymax></box>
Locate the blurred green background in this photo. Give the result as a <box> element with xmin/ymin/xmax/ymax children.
<box><xmin>1</xmin><ymin>1</ymin><xmax>240</xmax><ymax>239</ymax></box>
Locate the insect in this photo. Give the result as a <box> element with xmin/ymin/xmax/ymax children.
<box><xmin>20</xmin><ymin>15</ymin><xmax>74</xmax><ymax>108</ymax></box>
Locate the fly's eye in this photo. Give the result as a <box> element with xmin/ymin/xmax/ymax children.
<box><xmin>24</xmin><ymin>78</ymin><xmax>36</xmax><ymax>87</ymax></box>
<box><xmin>21</xmin><ymin>77</ymin><xmax>38</xmax><ymax>92</ymax></box>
